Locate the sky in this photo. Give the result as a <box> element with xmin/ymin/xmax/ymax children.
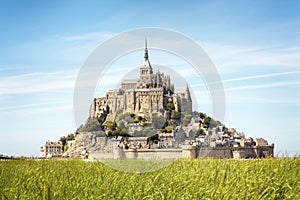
<box><xmin>0</xmin><ymin>0</ymin><xmax>300</xmax><ymax>156</ymax></box>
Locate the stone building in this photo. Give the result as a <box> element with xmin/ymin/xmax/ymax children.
<box><xmin>40</xmin><ymin>141</ymin><xmax>64</xmax><ymax>158</ymax></box>
<box><xmin>90</xmin><ymin>39</ymin><xmax>192</xmax><ymax>121</ymax></box>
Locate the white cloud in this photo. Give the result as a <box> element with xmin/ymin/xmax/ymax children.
<box><xmin>202</xmin><ymin>42</ymin><xmax>300</xmax><ymax>73</ymax></box>
<box><xmin>223</xmin><ymin>70</ymin><xmax>300</xmax><ymax>83</ymax></box>
<box><xmin>193</xmin><ymin>80</ymin><xmax>300</xmax><ymax>94</ymax></box>
<box><xmin>191</xmin><ymin>70</ymin><xmax>300</xmax><ymax>87</ymax></box>
<box><xmin>0</xmin><ymin>100</ymin><xmax>71</xmax><ymax>112</ymax></box>
<box><xmin>0</xmin><ymin>70</ymin><xmax>78</xmax><ymax>95</ymax></box>
<box><xmin>61</xmin><ymin>32</ymin><xmax>116</xmax><ymax>42</ymax></box>
<box><xmin>225</xmin><ymin>81</ymin><xmax>300</xmax><ymax>92</ymax></box>
<box><xmin>0</xmin><ymin>66</ymin><xmax>16</xmax><ymax>71</ymax></box>
<box><xmin>226</xmin><ymin>95</ymin><xmax>300</xmax><ymax>104</ymax></box>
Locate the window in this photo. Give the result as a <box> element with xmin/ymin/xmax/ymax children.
<box><xmin>142</xmin><ymin>70</ymin><xmax>147</xmax><ymax>75</ymax></box>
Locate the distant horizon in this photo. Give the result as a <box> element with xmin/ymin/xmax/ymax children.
<box><xmin>1</xmin><ymin>1</ymin><xmax>300</xmax><ymax>156</ymax></box>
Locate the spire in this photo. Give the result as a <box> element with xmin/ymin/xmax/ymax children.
<box><xmin>144</xmin><ymin>37</ymin><xmax>148</xmax><ymax>61</ymax></box>
<box><xmin>186</xmin><ymin>84</ymin><xmax>191</xmax><ymax>101</ymax></box>
<box><xmin>140</xmin><ymin>37</ymin><xmax>153</xmax><ymax>79</ymax></box>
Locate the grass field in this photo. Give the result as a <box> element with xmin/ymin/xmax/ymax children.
<box><xmin>0</xmin><ymin>158</ymin><xmax>299</xmax><ymax>199</ymax></box>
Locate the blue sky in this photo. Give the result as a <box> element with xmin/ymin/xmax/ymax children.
<box><xmin>1</xmin><ymin>0</ymin><xmax>300</xmax><ymax>156</ymax></box>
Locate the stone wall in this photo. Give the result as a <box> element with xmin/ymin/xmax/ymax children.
<box><xmin>90</xmin><ymin>144</ymin><xmax>274</xmax><ymax>160</ymax></box>
<box><xmin>197</xmin><ymin>146</ymin><xmax>274</xmax><ymax>159</ymax></box>
<box><xmin>72</xmin><ymin>133</ymin><xmax>274</xmax><ymax>160</ymax></box>
<box><xmin>209</xmin><ymin>148</ymin><xmax>233</xmax><ymax>158</ymax></box>
<box><xmin>91</xmin><ymin>148</ymin><xmax>182</xmax><ymax>160</ymax></box>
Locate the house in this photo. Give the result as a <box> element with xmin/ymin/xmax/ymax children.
<box><xmin>40</xmin><ymin>141</ymin><xmax>64</xmax><ymax>158</ymax></box>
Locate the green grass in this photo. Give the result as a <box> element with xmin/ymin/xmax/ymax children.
<box><xmin>0</xmin><ymin>158</ymin><xmax>299</xmax><ymax>199</ymax></box>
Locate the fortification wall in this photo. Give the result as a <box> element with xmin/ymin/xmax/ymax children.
<box><xmin>89</xmin><ymin>143</ymin><xmax>274</xmax><ymax>160</ymax></box>
<box><xmin>202</xmin><ymin>148</ymin><xmax>233</xmax><ymax>158</ymax></box>
<box><xmin>122</xmin><ymin>149</ymin><xmax>182</xmax><ymax>160</ymax></box>
<box><xmin>90</xmin><ymin>152</ymin><xmax>114</xmax><ymax>159</ymax></box>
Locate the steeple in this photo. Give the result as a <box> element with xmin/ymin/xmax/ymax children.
<box><xmin>186</xmin><ymin>84</ymin><xmax>189</xmax><ymax>91</ymax></box>
<box><xmin>144</xmin><ymin>37</ymin><xmax>148</xmax><ymax>61</ymax></box>
<box><xmin>140</xmin><ymin>37</ymin><xmax>153</xmax><ymax>83</ymax></box>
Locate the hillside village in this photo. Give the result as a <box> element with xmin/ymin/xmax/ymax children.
<box><xmin>40</xmin><ymin>40</ymin><xmax>274</xmax><ymax>159</ymax></box>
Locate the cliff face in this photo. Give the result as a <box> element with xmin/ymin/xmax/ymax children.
<box><xmin>62</xmin><ymin>133</ymin><xmax>88</xmax><ymax>158</ymax></box>
<box><xmin>62</xmin><ymin>132</ymin><xmax>115</xmax><ymax>159</ymax></box>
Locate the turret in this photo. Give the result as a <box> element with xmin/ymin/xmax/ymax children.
<box><xmin>186</xmin><ymin>84</ymin><xmax>192</xmax><ymax>102</ymax></box>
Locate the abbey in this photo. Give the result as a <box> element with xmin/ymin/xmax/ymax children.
<box><xmin>89</xmin><ymin>39</ymin><xmax>192</xmax><ymax>121</ymax></box>
<box><xmin>41</xmin><ymin>41</ymin><xmax>274</xmax><ymax>160</ymax></box>
<box><xmin>41</xmin><ymin>40</ymin><xmax>274</xmax><ymax>160</ymax></box>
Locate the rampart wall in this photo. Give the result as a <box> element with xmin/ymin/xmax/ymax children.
<box><xmin>91</xmin><ymin>144</ymin><xmax>274</xmax><ymax>160</ymax></box>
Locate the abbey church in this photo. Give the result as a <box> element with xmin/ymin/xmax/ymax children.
<box><xmin>89</xmin><ymin>39</ymin><xmax>192</xmax><ymax>121</ymax></box>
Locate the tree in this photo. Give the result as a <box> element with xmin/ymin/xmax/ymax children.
<box><xmin>59</xmin><ymin>137</ymin><xmax>67</xmax><ymax>146</ymax></box>
<box><xmin>148</xmin><ymin>134</ymin><xmax>159</xmax><ymax>144</ymax></box>
<box><xmin>223</xmin><ymin>127</ymin><xmax>232</xmax><ymax>136</ymax></box>
<box><xmin>199</xmin><ymin>112</ymin><xmax>206</xmax><ymax>119</ymax></box>
<box><xmin>107</xmin><ymin>131</ymin><xmax>113</xmax><ymax>137</ymax></box>
<box><xmin>165</xmin><ymin>126</ymin><xmax>173</xmax><ymax>133</ymax></box>
<box><xmin>166</xmin><ymin>102</ymin><xmax>175</xmax><ymax>111</ymax></box>
<box><xmin>66</xmin><ymin>134</ymin><xmax>74</xmax><ymax>141</ymax></box>
<box><xmin>112</xmin><ymin>129</ymin><xmax>119</xmax><ymax>136</ymax></box>
<box><xmin>196</xmin><ymin>129</ymin><xmax>205</xmax><ymax>137</ymax></box>
<box><xmin>203</xmin><ymin>117</ymin><xmax>211</xmax><ymax>127</ymax></box>
<box><xmin>142</xmin><ymin>121</ymin><xmax>152</xmax><ymax>126</ymax></box>
<box><xmin>105</xmin><ymin>121</ymin><xmax>117</xmax><ymax>131</ymax></box>
<box><xmin>59</xmin><ymin>133</ymin><xmax>75</xmax><ymax>146</ymax></box>
<box><xmin>171</xmin><ymin>110</ymin><xmax>180</xmax><ymax>119</ymax></box>
<box><xmin>138</xmin><ymin>116</ymin><xmax>143</xmax><ymax>122</ymax></box>
<box><xmin>76</xmin><ymin>118</ymin><xmax>102</xmax><ymax>132</ymax></box>
<box><xmin>203</xmin><ymin>116</ymin><xmax>223</xmax><ymax>128</ymax></box>
<box><xmin>119</xmin><ymin>129</ymin><xmax>129</xmax><ymax>137</ymax></box>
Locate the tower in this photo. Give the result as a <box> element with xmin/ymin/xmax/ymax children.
<box><xmin>185</xmin><ymin>84</ymin><xmax>192</xmax><ymax>102</ymax></box>
<box><xmin>140</xmin><ymin>37</ymin><xmax>153</xmax><ymax>83</ymax></box>
<box><xmin>182</xmin><ymin>84</ymin><xmax>192</xmax><ymax>114</ymax></box>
